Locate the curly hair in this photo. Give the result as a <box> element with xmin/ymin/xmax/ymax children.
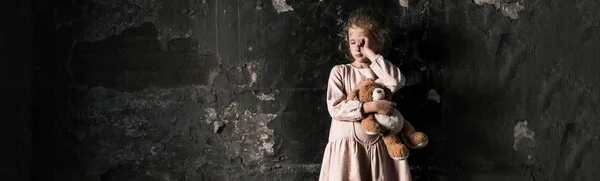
<box><xmin>339</xmin><ymin>7</ymin><xmax>391</xmax><ymax>61</ymax></box>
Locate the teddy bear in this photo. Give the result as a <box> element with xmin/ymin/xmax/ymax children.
<box><xmin>348</xmin><ymin>78</ymin><xmax>428</xmax><ymax>160</ymax></box>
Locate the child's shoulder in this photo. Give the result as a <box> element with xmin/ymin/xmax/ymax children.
<box><xmin>330</xmin><ymin>63</ymin><xmax>353</xmax><ymax>73</ymax></box>
<box><xmin>329</xmin><ymin>63</ymin><xmax>358</xmax><ymax>79</ymax></box>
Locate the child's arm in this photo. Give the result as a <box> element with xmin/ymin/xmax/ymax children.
<box><xmin>368</xmin><ymin>54</ymin><xmax>406</xmax><ymax>93</ymax></box>
<box><xmin>326</xmin><ymin>65</ymin><xmax>364</xmax><ymax>121</ymax></box>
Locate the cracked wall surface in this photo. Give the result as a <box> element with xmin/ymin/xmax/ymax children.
<box><xmin>28</xmin><ymin>0</ymin><xmax>600</xmax><ymax>181</ymax></box>
<box><xmin>473</xmin><ymin>0</ymin><xmax>525</xmax><ymax>19</ymax></box>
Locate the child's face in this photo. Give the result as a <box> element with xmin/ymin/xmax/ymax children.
<box><xmin>348</xmin><ymin>26</ymin><xmax>369</xmax><ymax>62</ymax></box>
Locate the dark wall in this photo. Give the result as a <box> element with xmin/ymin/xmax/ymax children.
<box><xmin>442</xmin><ymin>0</ymin><xmax>600</xmax><ymax>180</ymax></box>
<box><xmin>1</xmin><ymin>0</ymin><xmax>32</xmax><ymax>180</ymax></box>
<box><xmin>29</xmin><ymin>0</ymin><xmax>600</xmax><ymax>181</ymax></box>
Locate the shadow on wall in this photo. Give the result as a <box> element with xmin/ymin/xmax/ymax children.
<box><xmin>389</xmin><ymin>25</ymin><xmax>449</xmax><ymax>180</ymax></box>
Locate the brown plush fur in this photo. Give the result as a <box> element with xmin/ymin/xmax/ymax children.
<box><xmin>347</xmin><ymin>78</ymin><xmax>428</xmax><ymax>160</ymax></box>
<box><xmin>348</xmin><ymin>78</ymin><xmax>392</xmax><ymax>134</ymax></box>
<box><xmin>400</xmin><ymin>120</ymin><xmax>429</xmax><ymax>149</ymax></box>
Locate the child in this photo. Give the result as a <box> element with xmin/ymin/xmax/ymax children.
<box><xmin>318</xmin><ymin>7</ymin><xmax>410</xmax><ymax>181</ymax></box>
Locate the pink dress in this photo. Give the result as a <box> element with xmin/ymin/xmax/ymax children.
<box><xmin>319</xmin><ymin>54</ymin><xmax>411</xmax><ymax>181</ymax></box>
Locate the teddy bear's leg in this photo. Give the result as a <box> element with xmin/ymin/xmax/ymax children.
<box><xmin>381</xmin><ymin>131</ymin><xmax>409</xmax><ymax>160</ymax></box>
<box><xmin>361</xmin><ymin>114</ymin><xmax>380</xmax><ymax>135</ymax></box>
<box><xmin>400</xmin><ymin>120</ymin><xmax>429</xmax><ymax>149</ymax></box>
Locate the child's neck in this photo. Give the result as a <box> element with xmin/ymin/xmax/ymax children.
<box><xmin>351</xmin><ymin>60</ymin><xmax>371</xmax><ymax>68</ymax></box>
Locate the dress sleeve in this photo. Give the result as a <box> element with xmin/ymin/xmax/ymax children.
<box><xmin>326</xmin><ymin>65</ymin><xmax>364</xmax><ymax>122</ymax></box>
<box><xmin>369</xmin><ymin>54</ymin><xmax>406</xmax><ymax>93</ymax></box>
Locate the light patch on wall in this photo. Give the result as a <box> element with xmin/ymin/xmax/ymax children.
<box><xmin>253</xmin><ymin>89</ymin><xmax>279</xmax><ymax>101</ymax></box>
<box><xmin>220</xmin><ymin>102</ymin><xmax>239</xmax><ymax>124</ymax></box>
<box><xmin>204</xmin><ymin>108</ymin><xmax>218</xmax><ymax>124</ymax></box>
<box><xmin>427</xmin><ymin>89</ymin><xmax>441</xmax><ymax>103</ymax></box>
<box><xmin>232</xmin><ymin>109</ymin><xmax>277</xmax><ymax>162</ymax></box>
<box><xmin>247</xmin><ymin>61</ymin><xmax>260</xmax><ymax>87</ymax></box>
<box><xmin>272</xmin><ymin>0</ymin><xmax>294</xmax><ymax>13</ymax></box>
<box><xmin>227</xmin><ymin>61</ymin><xmax>260</xmax><ymax>88</ymax></box>
<box><xmin>513</xmin><ymin>120</ymin><xmax>536</xmax><ymax>152</ymax></box>
<box><xmin>473</xmin><ymin>0</ymin><xmax>524</xmax><ymax>19</ymax></box>
<box><xmin>254</xmin><ymin>92</ymin><xmax>275</xmax><ymax>101</ymax></box>
<box><xmin>213</xmin><ymin>120</ymin><xmax>225</xmax><ymax>133</ymax></box>
<box><xmin>259</xmin><ymin>133</ymin><xmax>275</xmax><ymax>154</ymax></box>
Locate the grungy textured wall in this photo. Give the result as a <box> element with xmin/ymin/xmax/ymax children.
<box><xmin>443</xmin><ymin>0</ymin><xmax>600</xmax><ymax>180</ymax></box>
<box><xmin>33</xmin><ymin>0</ymin><xmax>428</xmax><ymax>180</ymax></box>
<box><xmin>29</xmin><ymin>0</ymin><xmax>600</xmax><ymax>181</ymax></box>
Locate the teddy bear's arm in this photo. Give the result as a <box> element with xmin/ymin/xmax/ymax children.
<box><xmin>369</xmin><ymin>54</ymin><xmax>406</xmax><ymax>93</ymax></box>
<box><xmin>347</xmin><ymin>87</ymin><xmax>359</xmax><ymax>101</ymax></box>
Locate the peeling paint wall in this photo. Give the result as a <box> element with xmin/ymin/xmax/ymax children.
<box><xmin>272</xmin><ymin>0</ymin><xmax>294</xmax><ymax>13</ymax></box>
<box><xmin>473</xmin><ymin>0</ymin><xmax>525</xmax><ymax>19</ymax></box>
<box><xmin>33</xmin><ymin>0</ymin><xmax>367</xmax><ymax>180</ymax></box>
<box><xmin>513</xmin><ymin>120</ymin><xmax>536</xmax><ymax>158</ymax></box>
<box><xmin>30</xmin><ymin>0</ymin><xmax>600</xmax><ymax>181</ymax></box>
